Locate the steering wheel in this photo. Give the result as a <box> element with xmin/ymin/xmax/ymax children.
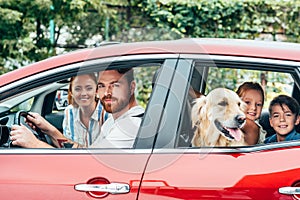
<box><xmin>14</xmin><ymin>111</ymin><xmax>48</xmax><ymax>144</ymax></box>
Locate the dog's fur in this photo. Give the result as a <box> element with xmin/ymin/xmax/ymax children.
<box><xmin>191</xmin><ymin>88</ymin><xmax>248</xmax><ymax>147</ymax></box>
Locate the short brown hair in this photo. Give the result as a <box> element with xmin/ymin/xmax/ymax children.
<box><xmin>269</xmin><ymin>95</ymin><xmax>300</xmax><ymax>117</ymax></box>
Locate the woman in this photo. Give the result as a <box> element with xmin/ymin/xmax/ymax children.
<box><xmin>11</xmin><ymin>73</ymin><xmax>109</xmax><ymax>148</ymax></box>
<box><xmin>62</xmin><ymin>73</ymin><xmax>109</xmax><ymax>147</ymax></box>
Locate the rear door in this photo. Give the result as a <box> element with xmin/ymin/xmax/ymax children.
<box><xmin>138</xmin><ymin>55</ymin><xmax>300</xmax><ymax>199</ymax></box>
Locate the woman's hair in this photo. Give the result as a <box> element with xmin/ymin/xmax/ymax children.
<box><xmin>236</xmin><ymin>82</ymin><xmax>265</xmax><ymax>104</ymax></box>
<box><xmin>67</xmin><ymin>73</ymin><xmax>98</xmax><ymax>107</ymax></box>
<box><xmin>269</xmin><ymin>95</ymin><xmax>300</xmax><ymax>117</ymax></box>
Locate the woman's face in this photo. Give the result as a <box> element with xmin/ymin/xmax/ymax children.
<box><xmin>241</xmin><ymin>89</ymin><xmax>263</xmax><ymax>121</ymax></box>
<box><xmin>71</xmin><ymin>75</ymin><xmax>97</xmax><ymax>108</ymax></box>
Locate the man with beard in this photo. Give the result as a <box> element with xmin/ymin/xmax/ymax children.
<box><xmin>9</xmin><ymin>68</ymin><xmax>144</xmax><ymax>148</ymax></box>
<box><xmin>91</xmin><ymin>68</ymin><xmax>144</xmax><ymax>148</ymax></box>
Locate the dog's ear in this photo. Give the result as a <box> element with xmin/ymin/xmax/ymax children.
<box><xmin>191</xmin><ymin>95</ymin><xmax>207</xmax><ymax>126</ymax></box>
<box><xmin>239</xmin><ymin>99</ymin><xmax>247</xmax><ymax>113</ymax></box>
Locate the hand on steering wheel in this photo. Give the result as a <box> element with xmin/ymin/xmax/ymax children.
<box><xmin>14</xmin><ymin>111</ymin><xmax>47</xmax><ymax>144</ymax></box>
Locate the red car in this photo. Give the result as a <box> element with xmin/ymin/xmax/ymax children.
<box><xmin>1</xmin><ymin>38</ymin><xmax>300</xmax><ymax>199</ymax></box>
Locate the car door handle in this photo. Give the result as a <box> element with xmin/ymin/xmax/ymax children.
<box><xmin>75</xmin><ymin>183</ymin><xmax>130</xmax><ymax>194</ymax></box>
<box><xmin>279</xmin><ymin>187</ymin><xmax>300</xmax><ymax>195</ymax></box>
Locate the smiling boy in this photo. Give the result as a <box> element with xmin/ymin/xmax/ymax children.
<box><xmin>264</xmin><ymin>95</ymin><xmax>300</xmax><ymax>143</ymax></box>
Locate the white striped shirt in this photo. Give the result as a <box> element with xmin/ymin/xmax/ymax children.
<box><xmin>63</xmin><ymin>101</ymin><xmax>109</xmax><ymax>146</ymax></box>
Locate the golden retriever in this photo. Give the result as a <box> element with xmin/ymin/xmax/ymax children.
<box><xmin>191</xmin><ymin>88</ymin><xmax>248</xmax><ymax>147</ymax></box>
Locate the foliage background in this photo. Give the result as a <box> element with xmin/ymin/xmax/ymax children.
<box><xmin>1</xmin><ymin>0</ymin><xmax>300</xmax><ymax>74</ymax></box>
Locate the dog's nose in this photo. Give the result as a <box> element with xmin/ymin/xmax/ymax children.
<box><xmin>235</xmin><ymin>114</ymin><xmax>246</xmax><ymax>124</ymax></box>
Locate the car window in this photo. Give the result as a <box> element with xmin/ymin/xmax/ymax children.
<box><xmin>0</xmin><ymin>57</ymin><xmax>164</xmax><ymax>150</ymax></box>
<box><xmin>10</xmin><ymin>97</ymin><xmax>35</xmax><ymax>113</ymax></box>
<box><xmin>176</xmin><ymin>59</ymin><xmax>298</xmax><ymax>148</ymax></box>
<box><xmin>53</xmin><ymin>88</ymin><xmax>69</xmax><ymax>111</ymax></box>
<box><xmin>205</xmin><ymin>67</ymin><xmax>294</xmax><ymax>109</ymax></box>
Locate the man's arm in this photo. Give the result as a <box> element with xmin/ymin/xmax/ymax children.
<box><xmin>26</xmin><ymin>112</ymin><xmax>81</xmax><ymax>148</ymax></box>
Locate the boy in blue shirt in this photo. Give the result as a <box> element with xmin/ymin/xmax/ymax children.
<box><xmin>264</xmin><ymin>95</ymin><xmax>300</xmax><ymax>143</ymax></box>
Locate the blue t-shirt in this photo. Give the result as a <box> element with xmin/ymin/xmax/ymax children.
<box><xmin>264</xmin><ymin>129</ymin><xmax>300</xmax><ymax>144</ymax></box>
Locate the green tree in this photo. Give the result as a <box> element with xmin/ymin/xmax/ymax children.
<box><xmin>0</xmin><ymin>0</ymin><xmax>116</xmax><ymax>74</ymax></box>
<box><xmin>138</xmin><ymin>0</ymin><xmax>300</xmax><ymax>41</ymax></box>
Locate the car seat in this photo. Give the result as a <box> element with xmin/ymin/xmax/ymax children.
<box><xmin>259</xmin><ymin>110</ymin><xmax>276</xmax><ymax>138</ymax></box>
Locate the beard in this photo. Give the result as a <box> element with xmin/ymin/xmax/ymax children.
<box><xmin>101</xmin><ymin>93</ymin><xmax>131</xmax><ymax>114</ymax></box>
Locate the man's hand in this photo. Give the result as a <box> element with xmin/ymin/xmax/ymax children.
<box><xmin>25</xmin><ymin>112</ymin><xmax>56</xmax><ymax>135</ymax></box>
<box><xmin>10</xmin><ymin>124</ymin><xmax>51</xmax><ymax>148</ymax></box>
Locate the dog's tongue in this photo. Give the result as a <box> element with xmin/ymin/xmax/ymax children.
<box><xmin>228</xmin><ymin>128</ymin><xmax>242</xmax><ymax>141</ymax></box>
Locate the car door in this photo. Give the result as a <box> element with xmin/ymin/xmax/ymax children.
<box><xmin>0</xmin><ymin>55</ymin><xmax>177</xmax><ymax>199</ymax></box>
<box><xmin>0</xmin><ymin>149</ymin><xmax>151</xmax><ymax>199</ymax></box>
<box><xmin>139</xmin><ymin>55</ymin><xmax>300</xmax><ymax>200</ymax></box>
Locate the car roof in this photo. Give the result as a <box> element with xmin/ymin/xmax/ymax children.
<box><xmin>1</xmin><ymin>38</ymin><xmax>300</xmax><ymax>87</ymax></box>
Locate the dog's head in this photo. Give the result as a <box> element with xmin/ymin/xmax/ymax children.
<box><xmin>192</xmin><ymin>88</ymin><xmax>247</xmax><ymax>145</ymax></box>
